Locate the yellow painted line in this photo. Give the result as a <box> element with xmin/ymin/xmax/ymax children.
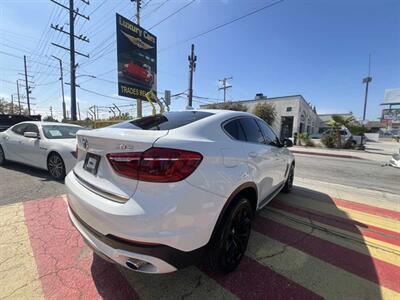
<box><xmin>278</xmin><ymin>196</ymin><xmax>400</xmax><ymax>233</ymax></box>
<box><xmin>120</xmin><ymin>265</ymin><xmax>238</xmax><ymax>299</ymax></box>
<box><xmin>260</xmin><ymin>208</ymin><xmax>400</xmax><ymax>266</ymax></box>
<box><xmin>0</xmin><ymin>203</ymin><xmax>44</xmax><ymax>299</ymax></box>
<box><xmin>247</xmin><ymin>230</ymin><xmax>399</xmax><ymax>300</ymax></box>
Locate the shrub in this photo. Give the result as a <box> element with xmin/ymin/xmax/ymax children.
<box><xmin>253</xmin><ymin>102</ymin><xmax>276</xmax><ymax>125</ymax></box>
<box><xmin>206</xmin><ymin>102</ymin><xmax>248</xmax><ymax>112</ymax></box>
<box><xmin>321</xmin><ymin>132</ymin><xmax>336</xmax><ymax>148</ymax></box>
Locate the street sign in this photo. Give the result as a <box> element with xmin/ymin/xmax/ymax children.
<box><xmin>116</xmin><ymin>13</ymin><xmax>157</xmax><ymax>101</ymax></box>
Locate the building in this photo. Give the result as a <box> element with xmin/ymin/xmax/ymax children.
<box><xmin>318</xmin><ymin>112</ymin><xmax>354</xmax><ymax>133</ymax></box>
<box><xmin>200</xmin><ymin>94</ymin><xmax>319</xmax><ymax>140</ymax></box>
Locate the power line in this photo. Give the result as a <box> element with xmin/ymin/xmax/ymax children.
<box><xmin>159</xmin><ymin>0</ymin><xmax>285</xmax><ymax>52</ymax></box>
<box><xmin>149</xmin><ymin>0</ymin><xmax>195</xmax><ymax>30</ymax></box>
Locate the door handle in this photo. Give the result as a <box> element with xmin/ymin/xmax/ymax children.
<box><xmin>18</xmin><ymin>141</ymin><xmax>23</xmax><ymax>144</ymax></box>
<box><xmin>248</xmin><ymin>152</ymin><xmax>257</xmax><ymax>158</ymax></box>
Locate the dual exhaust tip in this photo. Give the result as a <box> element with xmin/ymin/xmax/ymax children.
<box><xmin>126</xmin><ymin>258</ymin><xmax>149</xmax><ymax>271</ymax></box>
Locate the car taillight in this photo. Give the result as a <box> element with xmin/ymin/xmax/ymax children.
<box><xmin>106</xmin><ymin>147</ymin><xmax>202</xmax><ymax>182</ymax></box>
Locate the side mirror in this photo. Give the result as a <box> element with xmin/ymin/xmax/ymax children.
<box><xmin>283</xmin><ymin>138</ymin><xmax>293</xmax><ymax>148</ymax></box>
<box><xmin>24</xmin><ymin>132</ymin><xmax>39</xmax><ymax>139</ymax></box>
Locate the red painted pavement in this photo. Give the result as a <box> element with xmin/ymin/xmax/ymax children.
<box><xmin>253</xmin><ymin>216</ymin><xmax>400</xmax><ymax>292</ymax></box>
<box><xmin>202</xmin><ymin>256</ymin><xmax>323</xmax><ymax>300</ymax></box>
<box><xmin>23</xmin><ymin>196</ymin><xmax>139</xmax><ymax>300</ymax></box>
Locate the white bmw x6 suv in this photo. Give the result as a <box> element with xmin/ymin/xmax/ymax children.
<box><xmin>66</xmin><ymin>110</ymin><xmax>295</xmax><ymax>274</ymax></box>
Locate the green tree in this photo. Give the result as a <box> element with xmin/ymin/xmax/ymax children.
<box><xmin>107</xmin><ymin>113</ymin><xmax>131</xmax><ymax>121</ymax></box>
<box><xmin>253</xmin><ymin>102</ymin><xmax>276</xmax><ymax>125</ymax></box>
<box><xmin>43</xmin><ymin>116</ymin><xmax>58</xmax><ymax>122</ymax></box>
<box><xmin>0</xmin><ymin>99</ymin><xmax>29</xmax><ymax>115</ymax></box>
<box><xmin>205</xmin><ymin>102</ymin><xmax>248</xmax><ymax>112</ymax></box>
<box><xmin>327</xmin><ymin>115</ymin><xmax>355</xmax><ymax>148</ymax></box>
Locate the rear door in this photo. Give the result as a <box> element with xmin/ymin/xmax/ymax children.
<box><xmin>238</xmin><ymin>117</ymin><xmax>277</xmax><ymax>202</ymax></box>
<box><xmin>256</xmin><ymin>119</ymin><xmax>288</xmax><ymax>183</ymax></box>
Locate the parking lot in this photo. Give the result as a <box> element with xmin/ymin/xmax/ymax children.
<box><xmin>1</xmin><ymin>155</ymin><xmax>399</xmax><ymax>299</ymax></box>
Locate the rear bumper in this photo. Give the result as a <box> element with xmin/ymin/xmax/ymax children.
<box><xmin>65</xmin><ymin>171</ymin><xmax>226</xmax><ymax>272</ymax></box>
<box><xmin>68</xmin><ymin>205</ymin><xmax>205</xmax><ymax>273</ymax></box>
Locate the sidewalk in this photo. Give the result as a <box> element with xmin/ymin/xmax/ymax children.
<box><xmin>290</xmin><ymin>144</ymin><xmax>397</xmax><ymax>162</ymax></box>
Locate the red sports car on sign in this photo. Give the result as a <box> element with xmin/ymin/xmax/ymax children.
<box><xmin>122</xmin><ymin>62</ymin><xmax>154</xmax><ymax>87</ymax></box>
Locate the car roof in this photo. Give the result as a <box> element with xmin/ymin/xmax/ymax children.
<box><xmin>14</xmin><ymin>121</ymin><xmax>82</xmax><ymax>127</ymax></box>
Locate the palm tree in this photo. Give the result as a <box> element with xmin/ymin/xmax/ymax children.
<box><xmin>327</xmin><ymin>115</ymin><xmax>355</xmax><ymax>148</ymax></box>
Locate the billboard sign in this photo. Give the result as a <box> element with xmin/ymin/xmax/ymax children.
<box><xmin>383</xmin><ymin>88</ymin><xmax>400</xmax><ymax>105</ymax></box>
<box><xmin>382</xmin><ymin>108</ymin><xmax>400</xmax><ymax>122</ymax></box>
<box><xmin>116</xmin><ymin>13</ymin><xmax>157</xmax><ymax>101</ymax></box>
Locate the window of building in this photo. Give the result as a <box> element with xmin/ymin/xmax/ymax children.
<box><xmin>286</xmin><ymin>107</ymin><xmax>292</xmax><ymax>112</ymax></box>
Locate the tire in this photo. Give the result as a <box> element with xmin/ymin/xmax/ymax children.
<box><xmin>282</xmin><ymin>164</ymin><xmax>294</xmax><ymax>193</ymax></box>
<box><xmin>207</xmin><ymin>197</ymin><xmax>253</xmax><ymax>273</ymax></box>
<box><xmin>0</xmin><ymin>145</ymin><xmax>5</xmax><ymax>166</ymax></box>
<box><xmin>47</xmin><ymin>152</ymin><xmax>66</xmax><ymax>180</ymax></box>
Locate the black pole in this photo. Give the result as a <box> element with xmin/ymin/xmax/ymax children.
<box><xmin>188</xmin><ymin>44</ymin><xmax>196</xmax><ymax>108</ymax></box>
<box><xmin>23</xmin><ymin>55</ymin><xmax>31</xmax><ymax>115</ymax></box>
<box><xmin>69</xmin><ymin>0</ymin><xmax>77</xmax><ymax>120</ymax></box>
<box><xmin>16</xmin><ymin>80</ymin><xmax>21</xmax><ymax>114</ymax></box>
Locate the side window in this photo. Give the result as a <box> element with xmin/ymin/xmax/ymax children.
<box><xmin>223</xmin><ymin>119</ymin><xmax>246</xmax><ymax>141</ymax></box>
<box><xmin>24</xmin><ymin>124</ymin><xmax>39</xmax><ymax>134</ymax></box>
<box><xmin>239</xmin><ymin>117</ymin><xmax>264</xmax><ymax>144</ymax></box>
<box><xmin>256</xmin><ymin>119</ymin><xmax>281</xmax><ymax>147</ymax></box>
<box><xmin>11</xmin><ymin>124</ymin><xmax>28</xmax><ymax>135</ymax></box>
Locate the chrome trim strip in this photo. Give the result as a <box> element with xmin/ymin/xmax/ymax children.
<box><xmin>73</xmin><ymin>171</ymin><xmax>129</xmax><ymax>203</ymax></box>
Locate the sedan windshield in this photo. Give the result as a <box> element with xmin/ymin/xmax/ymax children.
<box><xmin>42</xmin><ymin>125</ymin><xmax>81</xmax><ymax>139</ymax></box>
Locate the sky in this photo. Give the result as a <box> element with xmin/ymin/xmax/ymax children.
<box><xmin>0</xmin><ymin>0</ymin><xmax>399</xmax><ymax>121</ymax></box>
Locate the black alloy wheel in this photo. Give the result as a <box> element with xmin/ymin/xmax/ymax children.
<box><xmin>47</xmin><ymin>153</ymin><xmax>66</xmax><ymax>180</ymax></box>
<box><xmin>208</xmin><ymin>198</ymin><xmax>253</xmax><ymax>273</ymax></box>
<box><xmin>0</xmin><ymin>146</ymin><xmax>5</xmax><ymax>165</ymax></box>
<box><xmin>282</xmin><ymin>164</ymin><xmax>294</xmax><ymax>193</ymax></box>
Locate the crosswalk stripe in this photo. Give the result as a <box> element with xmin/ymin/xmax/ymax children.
<box><xmin>270</xmin><ymin>201</ymin><xmax>400</xmax><ymax>247</ymax></box>
<box><xmin>201</xmin><ymin>256</ymin><xmax>323</xmax><ymax>300</ymax></box>
<box><xmin>261</xmin><ymin>208</ymin><xmax>400</xmax><ymax>267</ymax></box>
<box><xmin>0</xmin><ymin>203</ymin><xmax>44</xmax><ymax>299</ymax></box>
<box><xmin>247</xmin><ymin>231</ymin><xmax>399</xmax><ymax>300</ymax></box>
<box><xmin>252</xmin><ymin>215</ymin><xmax>400</xmax><ymax>292</ymax></box>
<box><xmin>275</xmin><ymin>197</ymin><xmax>400</xmax><ymax>236</ymax></box>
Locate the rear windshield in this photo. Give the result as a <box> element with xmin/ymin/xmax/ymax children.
<box><xmin>111</xmin><ymin>111</ymin><xmax>214</xmax><ymax>130</ymax></box>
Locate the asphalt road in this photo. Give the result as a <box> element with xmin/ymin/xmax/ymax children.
<box><xmin>294</xmin><ymin>154</ymin><xmax>400</xmax><ymax>195</ymax></box>
<box><xmin>1</xmin><ymin>154</ymin><xmax>399</xmax><ymax>206</ymax></box>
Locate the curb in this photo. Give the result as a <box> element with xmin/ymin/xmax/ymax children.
<box><xmin>290</xmin><ymin>150</ymin><xmax>365</xmax><ymax>160</ymax></box>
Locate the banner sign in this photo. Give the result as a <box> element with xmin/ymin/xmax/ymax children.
<box><xmin>116</xmin><ymin>13</ymin><xmax>157</xmax><ymax>101</ymax></box>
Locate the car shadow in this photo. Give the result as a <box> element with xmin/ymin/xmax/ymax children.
<box><xmin>89</xmin><ymin>185</ymin><xmax>386</xmax><ymax>299</ymax></box>
<box><xmin>1</xmin><ymin>161</ymin><xmax>58</xmax><ymax>182</ymax></box>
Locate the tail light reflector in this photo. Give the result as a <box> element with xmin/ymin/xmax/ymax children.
<box><xmin>106</xmin><ymin>147</ymin><xmax>202</xmax><ymax>182</ymax></box>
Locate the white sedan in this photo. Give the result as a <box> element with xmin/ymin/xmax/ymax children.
<box><xmin>0</xmin><ymin>121</ymin><xmax>83</xmax><ymax>180</ymax></box>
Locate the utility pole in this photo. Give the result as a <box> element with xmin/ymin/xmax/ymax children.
<box><xmin>361</xmin><ymin>53</ymin><xmax>372</xmax><ymax>148</ymax></box>
<box><xmin>218</xmin><ymin>77</ymin><xmax>233</xmax><ymax>102</ymax></box>
<box><xmin>51</xmin><ymin>55</ymin><xmax>66</xmax><ymax>120</ymax></box>
<box><xmin>50</xmin><ymin>0</ymin><xmax>90</xmax><ymax>121</ymax></box>
<box><xmin>50</xmin><ymin>106</ymin><xmax>53</xmax><ymax>119</ymax></box>
<box><xmin>187</xmin><ymin>44</ymin><xmax>197</xmax><ymax>108</ymax></box>
<box><xmin>362</xmin><ymin>54</ymin><xmax>372</xmax><ymax>122</ymax></box>
<box><xmin>11</xmin><ymin>95</ymin><xmax>14</xmax><ymax>114</ymax></box>
<box><xmin>16</xmin><ymin>80</ymin><xmax>21</xmax><ymax>114</ymax></box>
<box><xmin>23</xmin><ymin>55</ymin><xmax>31</xmax><ymax>115</ymax></box>
<box><xmin>132</xmin><ymin>0</ymin><xmax>143</xmax><ymax>118</ymax></box>
<box><xmin>77</xmin><ymin>102</ymin><xmax>81</xmax><ymax>120</ymax></box>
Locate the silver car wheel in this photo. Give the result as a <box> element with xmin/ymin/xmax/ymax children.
<box><xmin>48</xmin><ymin>153</ymin><xmax>65</xmax><ymax>179</ymax></box>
